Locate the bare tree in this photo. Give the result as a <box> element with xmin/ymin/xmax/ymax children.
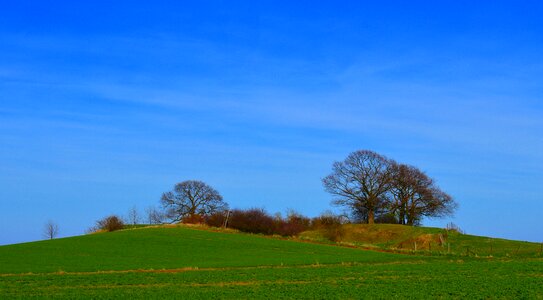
<box><xmin>324</xmin><ymin>150</ymin><xmax>457</xmax><ymax>226</ymax></box>
<box><xmin>161</xmin><ymin>180</ymin><xmax>228</xmax><ymax>222</ymax></box>
<box><xmin>390</xmin><ymin>164</ymin><xmax>423</xmax><ymax>225</ymax></box>
<box><xmin>390</xmin><ymin>164</ymin><xmax>457</xmax><ymax>225</ymax></box>
<box><xmin>323</xmin><ymin>150</ymin><xmax>395</xmax><ymax>224</ymax></box>
<box><xmin>127</xmin><ymin>206</ymin><xmax>140</xmax><ymax>225</ymax></box>
<box><xmin>43</xmin><ymin>220</ymin><xmax>59</xmax><ymax>240</ymax></box>
<box><xmin>145</xmin><ymin>206</ymin><xmax>166</xmax><ymax>224</ymax></box>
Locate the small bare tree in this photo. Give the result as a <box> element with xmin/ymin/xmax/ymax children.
<box><xmin>127</xmin><ymin>206</ymin><xmax>140</xmax><ymax>225</ymax></box>
<box><xmin>44</xmin><ymin>220</ymin><xmax>59</xmax><ymax>240</ymax></box>
<box><xmin>146</xmin><ymin>206</ymin><xmax>165</xmax><ymax>224</ymax></box>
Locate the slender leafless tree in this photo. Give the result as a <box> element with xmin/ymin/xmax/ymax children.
<box><xmin>127</xmin><ymin>206</ymin><xmax>140</xmax><ymax>225</ymax></box>
<box><xmin>161</xmin><ymin>180</ymin><xmax>228</xmax><ymax>222</ymax></box>
<box><xmin>322</xmin><ymin>150</ymin><xmax>396</xmax><ymax>224</ymax></box>
<box><xmin>145</xmin><ymin>206</ymin><xmax>166</xmax><ymax>224</ymax></box>
<box><xmin>44</xmin><ymin>220</ymin><xmax>59</xmax><ymax>240</ymax></box>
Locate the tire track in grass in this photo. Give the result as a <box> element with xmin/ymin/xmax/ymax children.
<box><xmin>0</xmin><ymin>260</ymin><xmax>428</xmax><ymax>278</ymax></box>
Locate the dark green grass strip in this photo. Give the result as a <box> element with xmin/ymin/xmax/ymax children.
<box><xmin>1</xmin><ymin>260</ymin><xmax>542</xmax><ymax>299</ymax></box>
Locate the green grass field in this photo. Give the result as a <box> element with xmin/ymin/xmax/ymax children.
<box><xmin>1</xmin><ymin>225</ymin><xmax>542</xmax><ymax>299</ymax></box>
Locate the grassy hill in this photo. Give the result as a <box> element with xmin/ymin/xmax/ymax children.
<box><xmin>1</xmin><ymin>225</ymin><xmax>542</xmax><ymax>299</ymax></box>
<box><xmin>0</xmin><ymin>225</ymin><xmax>407</xmax><ymax>274</ymax></box>
<box><xmin>301</xmin><ymin>224</ymin><xmax>543</xmax><ymax>257</ymax></box>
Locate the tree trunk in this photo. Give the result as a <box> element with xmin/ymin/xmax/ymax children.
<box><xmin>407</xmin><ymin>212</ymin><xmax>415</xmax><ymax>225</ymax></box>
<box><xmin>400</xmin><ymin>201</ymin><xmax>408</xmax><ymax>225</ymax></box>
<box><xmin>368</xmin><ymin>210</ymin><xmax>375</xmax><ymax>224</ymax></box>
<box><xmin>409</xmin><ymin>205</ymin><xmax>418</xmax><ymax>225</ymax></box>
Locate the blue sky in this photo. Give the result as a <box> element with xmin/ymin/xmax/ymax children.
<box><xmin>1</xmin><ymin>1</ymin><xmax>542</xmax><ymax>245</ymax></box>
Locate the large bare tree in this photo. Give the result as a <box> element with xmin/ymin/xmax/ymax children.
<box><xmin>43</xmin><ymin>220</ymin><xmax>59</xmax><ymax>240</ymax></box>
<box><xmin>161</xmin><ymin>180</ymin><xmax>228</xmax><ymax>222</ymax></box>
<box><xmin>323</xmin><ymin>150</ymin><xmax>395</xmax><ymax>224</ymax></box>
<box><xmin>390</xmin><ymin>164</ymin><xmax>457</xmax><ymax>225</ymax></box>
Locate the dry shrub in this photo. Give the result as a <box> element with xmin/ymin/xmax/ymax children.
<box><xmin>96</xmin><ymin>215</ymin><xmax>124</xmax><ymax>232</ymax></box>
<box><xmin>311</xmin><ymin>213</ymin><xmax>342</xmax><ymax>228</ymax></box>
<box><xmin>204</xmin><ymin>208</ymin><xmax>311</xmax><ymax>237</ymax></box>
<box><xmin>228</xmin><ymin>209</ymin><xmax>275</xmax><ymax>235</ymax></box>
<box><xmin>205</xmin><ymin>212</ymin><xmax>227</xmax><ymax>228</ymax></box>
<box><xmin>311</xmin><ymin>213</ymin><xmax>345</xmax><ymax>242</ymax></box>
<box><xmin>275</xmin><ymin>212</ymin><xmax>311</xmax><ymax>236</ymax></box>
<box><xmin>182</xmin><ymin>214</ymin><xmax>205</xmax><ymax>224</ymax></box>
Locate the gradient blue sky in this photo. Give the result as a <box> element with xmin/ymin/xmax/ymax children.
<box><xmin>1</xmin><ymin>1</ymin><xmax>542</xmax><ymax>245</ymax></box>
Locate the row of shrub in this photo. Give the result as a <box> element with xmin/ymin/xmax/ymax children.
<box><xmin>191</xmin><ymin>209</ymin><xmax>345</xmax><ymax>237</ymax></box>
<box><xmin>91</xmin><ymin>209</ymin><xmax>347</xmax><ymax>240</ymax></box>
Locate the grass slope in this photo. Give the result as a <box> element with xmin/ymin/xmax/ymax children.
<box><xmin>1</xmin><ymin>225</ymin><xmax>542</xmax><ymax>299</ymax></box>
<box><xmin>0</xmin><ymin>225</ymin><xmax>407</xmax><ymax>274</ymax></box>
<box><xmin>301</xmin><ymin>224</ymin><xmax>543</xmax><ymax>257</ymax></box>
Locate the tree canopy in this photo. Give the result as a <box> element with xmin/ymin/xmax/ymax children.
<box><xmin>323</xmin><ymin>150</ymin><xmax>395</xmax><ymax>224</ymax></box>
<box><xmin>323</xmin><ymin>150</ymin><xmax>457</xmax><ymax>225</ymax></box>
<box><xmin>161</xmin><ymin>180</ymin><xmax>228</xmax><ymax>222</ymax></box>
<box><xmin>389</xmin><ymin>164</ymin><xmax>457</xmax><ymax>225</ymax></box>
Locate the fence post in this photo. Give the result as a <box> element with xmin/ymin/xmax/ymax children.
<box><xmin>414</xmin><ymin>241</ymin><xmax>417</xmax><ymax>252</ymax></box>
<box><xmin>223</xmin><ymin>210</ymin><xmax>231</xmax><ymax>228</ymax></box>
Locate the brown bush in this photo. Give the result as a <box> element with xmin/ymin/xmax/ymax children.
<box><xmin>274</xmin><ymin>211</ymin><xmax>311</xmax><ymax>236</ymax></box>
<box><xmin>219</xmin><ymin>209</ymin><xmax>311</xmax><ymax>237</ymax></box>
<box><xmin>274</xmin><ymin>221</ymin><xmax>305</xmax><ymax>236</ymax></box>
<box><xmin>182</xmin><ymin>214</ymin><xmax>205</xmax><ymax>224</ymax></box>
<box><xmin>311</xmin><ymin>213</ymin><xmax>343</xmax><ymax>229</ymax></box>
<box><xmin>96</xmin><ymin>215</ymin><xmax>124</xmax><ymax>232</ymax></box>
<box><xmin>287</xmin><ymin>211</ymin><xmax>311</xmax><ymax>227</ymax></box>
<box><xmin>204</xmin><ymin>212</ymin><xmax>227</xmax><ymax>228</ymax></box>
<box><xmin>227</xmin><ymin>209</ymin><xmax>275</xmax><ymax>235</ymax></box>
